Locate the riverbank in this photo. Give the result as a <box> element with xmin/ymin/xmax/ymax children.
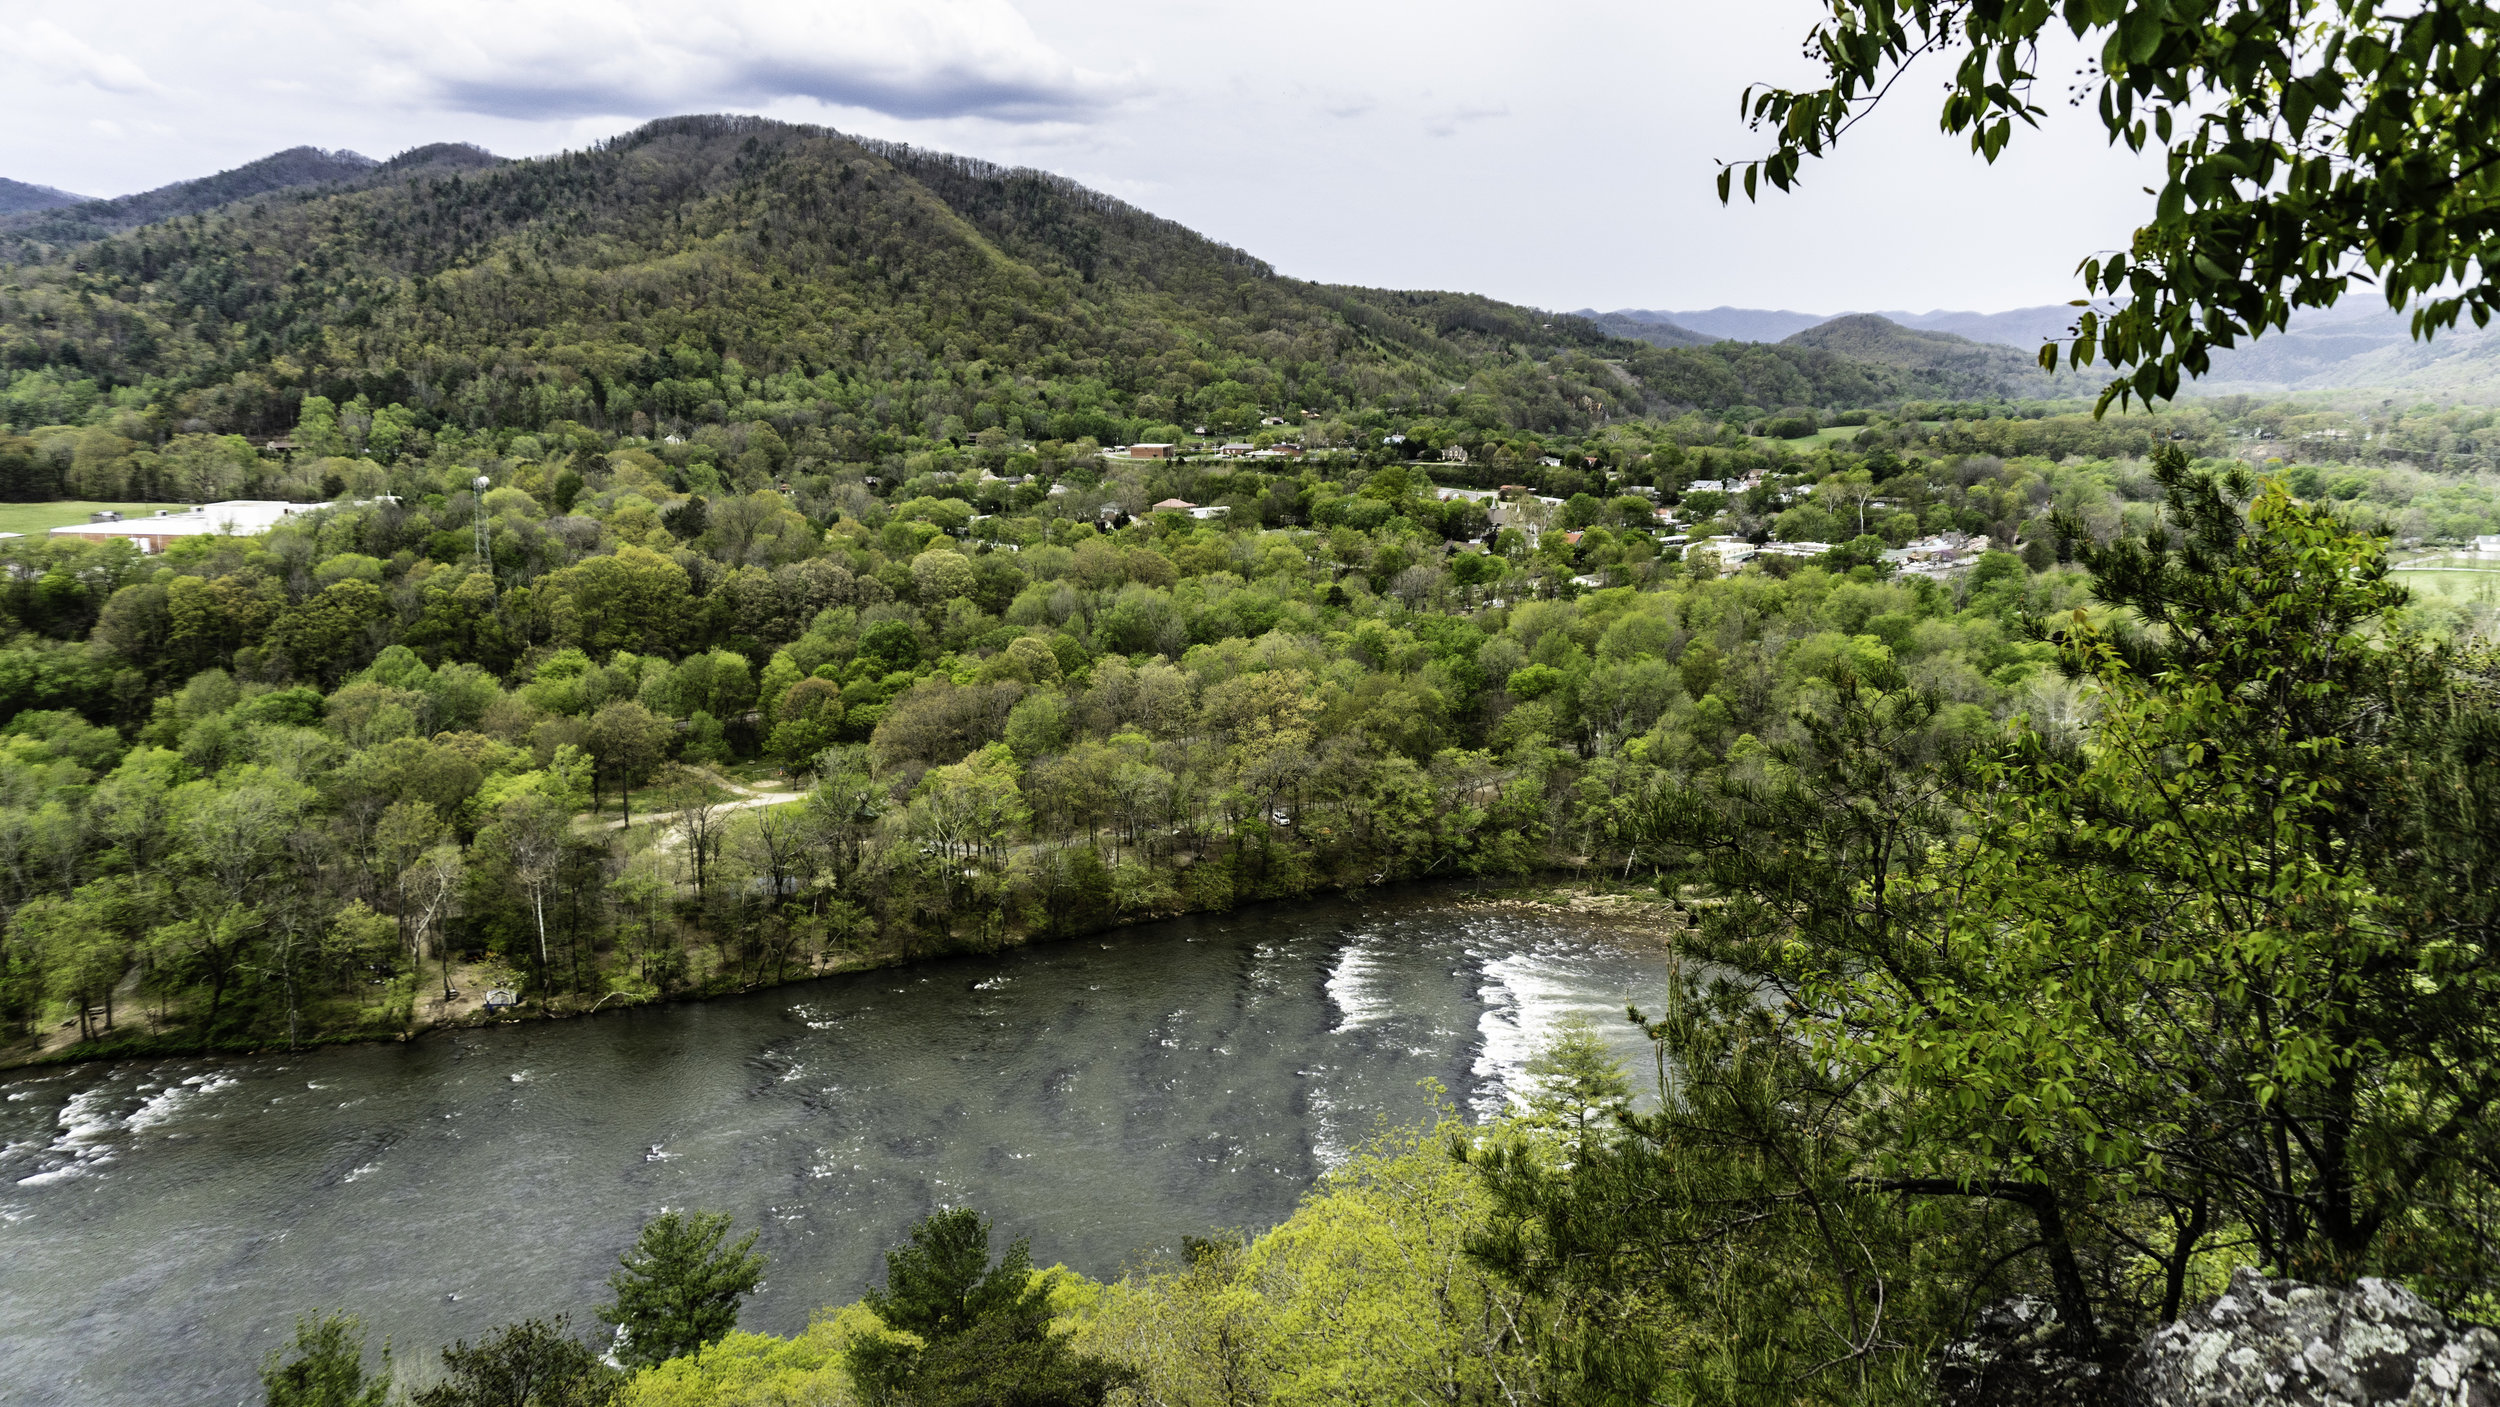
<box><xmin>0</xmin><ymin>892</ymin><xmax>1687</xmax><ymax>1407</ymax></box>
<box><xmin>0</xmin><ymin>876</ymin><xmax>1690</xmax><ymax>1073</ymax></box>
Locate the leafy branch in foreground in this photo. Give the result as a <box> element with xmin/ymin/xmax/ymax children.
<box><xmin>1726</xmin><ymin>2</ymin><xmax>2500</xmax><ymax>409</ymax></box>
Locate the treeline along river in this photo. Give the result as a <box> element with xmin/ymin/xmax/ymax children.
<box><xmin>0</xmin><ymin>896</ymin><xmax>1676</xmax><ymax>1406</ymax></box>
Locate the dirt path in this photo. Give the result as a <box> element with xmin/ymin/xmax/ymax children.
<box><xmin>575</xmin><ymin>767</ymin><xmax>809</xmax><ymax>836</ymax></box>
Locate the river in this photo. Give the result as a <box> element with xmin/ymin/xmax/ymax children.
<box><xmin>0</xmin><ymin>896</ymin><xmax>1677</xmax><ymax>1406</ymax></box>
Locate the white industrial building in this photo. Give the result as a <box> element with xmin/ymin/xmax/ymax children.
<box><xmin>47</xmin><ymin>501</ymin><xmax>321</xmax><ymax>553</ymax></box>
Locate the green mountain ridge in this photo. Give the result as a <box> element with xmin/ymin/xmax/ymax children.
<box><xmin>1780</xmin><ymin>312</ymin><xmax>2073</xmax><ymax>399</ymax></box>
<box><xmin>1</xmin><ymin>116</ymin><xmax>2050</xmax><ymax>445</ymax></box>
<box><xmin>1580</xmin><ymin>310</ymin><xmax>1715</xmax><ymax>349</ymax></box>
<box><xmin>0</xmin><ymin>143</ymin><xmax>501</xmax><ymax>252</ymax></box>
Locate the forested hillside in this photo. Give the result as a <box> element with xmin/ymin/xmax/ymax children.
<box><xmin>1</xmin><ymin>110</ymin><xmax>2499</xmax><ymax>1063</ymax></box>
<box><xmin>0</xmin><ymin>178</ymin><xmax>88</xmax><ymax>217</ymax></box>
<box><xmin>0</xmin><ymin>144</ymin><xmax>501</xmax><ymax>255</ymax></box>
<box><xmin>1782</xmin><ymin>312</ymin><xmax>2070</xmax><ymax>397</ymax></box>
<box><xmin>1</xmin><ymin>115</ymin><xmax>2030</xmax><ymax>455</ymax></box>
<box><xmin>3</xmin><ymin>93</ymin><xmax>2499</xmax><ymax>1407</ymax></box>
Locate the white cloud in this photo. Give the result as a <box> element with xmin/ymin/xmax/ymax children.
<box><xmin>344</xmin><ymin>0</ymin><xmax>1110</xmax><ymax>122</ymax></box>
<box><xmin>1424</xmin><ymin>103</ymin><xmax>1508</xmax><ymax>138</ymax></box>
<box><xmin>20</xmin><ymin>20</ymin><xmax>168</xmax><ymax>96</ymax></box>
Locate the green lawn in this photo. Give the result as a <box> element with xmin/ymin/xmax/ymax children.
<box><xmin>2392</xmin><ymin>566</ymin><xmax>2500</xmax><ymax>604</ymax></box>
<box><xmin>0</xmin><ymin>501</ymin><xmax>195</xmax><ymax>537</ymax></box>
<box><xmin>1747</xmin><ymin>426</ymin><xmax>1864</xmax><ymax>449</ymax></box>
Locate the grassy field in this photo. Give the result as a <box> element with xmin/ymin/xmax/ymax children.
<box><xmin>0</xmin><ymin>501</ymin><xmax>193</xmax><ymax>537</ymax></box>
<box><xmin>2393</xmin><ymin>567</ymin><xmax>2500</xmax><ymax>603</ymax></box>
<box><xmin>1747</xmin><ymin>426</ymin><xmax>1865</xmax><ymax>450</ymax></box>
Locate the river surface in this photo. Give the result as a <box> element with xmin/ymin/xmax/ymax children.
<box><xmin>0</xmin><ymin>896</ymin><xmax>1676</xmax><ymax>1406</ymax></box>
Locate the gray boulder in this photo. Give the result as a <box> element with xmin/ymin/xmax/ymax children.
<box><xmin>2129</xmin><ymin>1266</ymin><xmax>2500</xmax><ymax>1406</ymax></box>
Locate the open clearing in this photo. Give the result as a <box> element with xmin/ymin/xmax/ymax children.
<box><xmin>0</xmin><ymin>501</ymin><xmax>195</xmax><ymax>536</ymax></box>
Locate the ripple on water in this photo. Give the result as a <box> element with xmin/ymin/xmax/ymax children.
<box><xmin>0</xmin><ymin>897</ymin><xmax>1678</xmax><ymax>1407</ymax></box>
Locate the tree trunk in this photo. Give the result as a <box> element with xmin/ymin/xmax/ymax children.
<box><xmin>534</xmin><ymin>888</ymin><xmax>549</xmax><ymax>972</ymax></box>
<box><xmin>2029</xmin><ymin>1190</ymin><xmax>2099</xmax><ymax>1345</ymax></box>
<box><xmin>2160</xmin><ymin>1191</ymin><xmax>2211</xmax><ymax>1323</ymax></box>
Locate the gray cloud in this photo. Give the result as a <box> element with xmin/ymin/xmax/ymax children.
<box><xmin>430</xmin><ymin>64</ymin><xmax>1096</xmax><ymax>124</ymax></box>
<box><xmin>360</xmin><ymin>0</ymin><xmax>1106</xmax><ymax>125</ymax></box>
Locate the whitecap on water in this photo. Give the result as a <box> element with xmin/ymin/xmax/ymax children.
<box><xmin>15</xmin><ymin>1083</ymin><xmax>132</xmax><ymax>1184</ymax></box>
<box><xmin>127</xmin><ymin>1072</ymin><xmax>240</xmax><ymax>1133</ymax></box>
<box><xmin>1324</xmin><ymin>936</ymin><xmax>1394</xmax><ymax>1034</ymax></box>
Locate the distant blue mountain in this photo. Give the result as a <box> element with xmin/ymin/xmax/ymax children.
<box><xmin>1876</xmin><ymin>305</ymin><xmax>2098</xmax><ymax>349</ymax></box>
<box><xmin>0</xmin><ymin>178</ymin><xmax>91</xmax><ymax>216</ymax></box>
<box><xmin>1590</xmin><ymin>297</ymin><xmax>2500</xmax><ymax>394</ymax></box>
<box><xmin>1621</xmin><ymin>306</ymin><xmax>1831</xmax><ymax>343</ymax></box>
<box><xmin>1588</xmin><ymin>305</ymin><xmax>2098</xmax><ymax>349</ymax></box>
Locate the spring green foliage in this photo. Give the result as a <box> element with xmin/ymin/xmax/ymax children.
<box><xmin>8</xmin><ymin>411</ymin><xmax>2499</xmax><ymax>1064</ymax></box>
<box><xmin>260</xmin><ymin>1311</ymin><xmax>390</xmax><ymax>1407</ymax></box>
<box><xmin>1732</xmin><ymin>3</ymin><xmax>2500</xmax><ymax>409</ymax></box>
<box><xmin>599</xmin><ymin>1210</ymin><xmax>768</xmax><ymax>1369</ymax></box>
<box><xmin>602</xmin><ymin>1109</ymin><xmax>1539</xmax><ymax>1407</ymax></box>
<box><xmin>1458</xmin><ymin>448</ymin><xmax>2500</xmax><ymax>1404</ymax></box>
<box><xmin>613</xmin><ymin>1305</ymin><xmax>888</xmax><ymax>1407</ymax></box>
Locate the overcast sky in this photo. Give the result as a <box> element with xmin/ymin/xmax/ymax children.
<box><xmin>0</xmin><ymin>0</ymin><xmax>2164</xmax><ymax>316</ymax></box>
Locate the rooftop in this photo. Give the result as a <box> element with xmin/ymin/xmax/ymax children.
<box><xmin>48</xmin><ymin>500</ymin><xmax>319</xmax><ymax>548</ymax></box>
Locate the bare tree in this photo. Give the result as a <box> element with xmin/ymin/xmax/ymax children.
<box><xmin>493</xmin><ymin>793</ymin><xmax>567</xmax><ymax>981</ymax></box>
<box><xmin>667</xmin><ymin>769</ymin><xmax>729</xmax><ymax>905</ymax></box>
<box><xmin>401</xmin><ymin>842</ymin><xmax>465</xmax><ymax>1004</ymax></box>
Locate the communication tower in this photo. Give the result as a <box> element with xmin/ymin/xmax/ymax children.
<box><xmin>473</xmin><ymin>474</ymin><xmax>492</xmax><ymax>564</ymax></box>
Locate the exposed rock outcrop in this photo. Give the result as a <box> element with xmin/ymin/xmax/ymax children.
<box><xmin>1937</xmin><ymin>1270</ymin><xmax>2500</xmax><ymax>1407</ymax></box>
<box><xmin>2129</xmin><ymin>1267</ymin><xmax>2500</xmax><ymax>1406</ymax></box>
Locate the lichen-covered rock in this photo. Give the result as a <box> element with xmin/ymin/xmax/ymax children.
<box><xmin>1935</xmin><ymin>1296</ymin><xmax>2128</xmax><ymax>1407</ymax></box>
<box><xmin>2129</xmin><ymin>1266</ymin><xmax>2500</xmax><ymax>1406</ymax></box>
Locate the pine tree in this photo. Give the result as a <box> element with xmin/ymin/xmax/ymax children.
<box><xmin>598</xmin><ymin>1210</ymin><xmax>766</xmax><ymax>1368</ymax></box>
<box><xmin>852</xmin><ymin>1209</ymin><xmax>1132</xmax><ymax>1407</ymax></box>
